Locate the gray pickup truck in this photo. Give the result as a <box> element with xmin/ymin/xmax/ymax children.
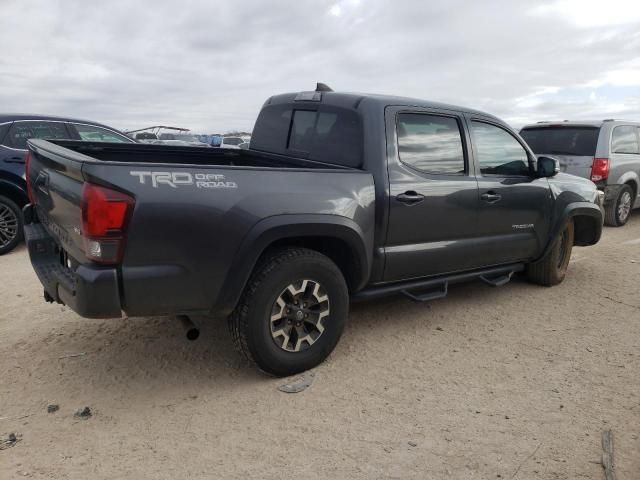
<box><xmin>24</xmin><ymin>85</ymin><xmax>603</xmax><ymax>376</ymax></box>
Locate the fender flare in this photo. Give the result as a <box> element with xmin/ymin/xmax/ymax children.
<box><xmin>539</xmin><ymin>201</ymin><xmax>603</xmax><ymax>260</ymax></box>
<box><xmin>214</xmin><ymin>214</ymin><xmax>372</xmax><ymax>315</ymax></box>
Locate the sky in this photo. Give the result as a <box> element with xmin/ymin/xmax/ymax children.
<box><xmin>1</xmin><ymin>0</ymin><xmax>639</xmax><ymax>133</ymax></box>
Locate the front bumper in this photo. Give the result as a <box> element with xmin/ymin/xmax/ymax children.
<box><xmin>24</xmin><ymin>213</ymin><xmax>122</xmax><ymax>319</ymax></box>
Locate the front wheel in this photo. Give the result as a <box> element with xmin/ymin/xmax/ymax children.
<box><xmin>526</xmin><ymin>220</ymin><xmax>574</xmax><ymax>287</ymax></box>
<box><xmin>229</xmin><ymin>247</ymin><xmax>349</xmax><ymax>377</ymax></box>
<box><xmin>0</xmin><ymin>195</ymin><xmax>23</xmax><ymax>255</ymax></box>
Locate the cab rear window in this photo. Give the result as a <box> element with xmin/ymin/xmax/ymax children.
<box><xmin>251</xmin><ymin>104</ymin><xmax>362</xmax><ymax>168</ymax></box>
<box><xmin>520</xmin><ymin>126</ymin><xmax>599</xmax><ymax>156</ymax></box>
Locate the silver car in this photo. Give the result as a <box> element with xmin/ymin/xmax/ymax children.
<box><xmin>520</xmin><ymin>120</ymin><xmax>640</xmax><ymax>226</ymax></box>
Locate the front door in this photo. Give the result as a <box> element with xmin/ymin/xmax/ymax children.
<box><xmin>384</xmin><ymin>108</ymin><xmax>480</xmax><ymax>281</ymax></box>
<box><xmin>467</xmin><ymin>118</ymin><xmax>551</xmax><ymax>265</ymax></box>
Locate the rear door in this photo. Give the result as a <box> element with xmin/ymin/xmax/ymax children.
<box><xmin>383</xmin><ymin>107</ymin><xmax>480</xmax><ymax>281</ymax></box>
<box><xmin>469</xmin><ymin>118</ymin><xmax>551</xmax><ymax>264</ymax></box>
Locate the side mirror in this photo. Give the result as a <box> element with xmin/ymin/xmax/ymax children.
<box><xmin>537</xmin><ymin>156</ymin><xmax>559</xmax><ymax>178</ymax></box>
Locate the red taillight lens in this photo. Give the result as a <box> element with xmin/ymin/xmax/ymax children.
<box><xmin>81</xmin><ymin>183</ymin><xmax>134</xmax><ymax>263</ymax></box>
<box><xmin>25</xmin><ymin>151</ymin><xmax>35</xmax><ymax>204</ymax></box>
<box><xmin>591</xmin><ymin>158</ymin><xmax>609</xmax><ymax>182</ymax></box>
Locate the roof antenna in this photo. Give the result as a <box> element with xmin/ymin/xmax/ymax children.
<box><xmin>316</xmin><ymin>82</ymin><xmax>333</xmax><ymax>92</ymax></box>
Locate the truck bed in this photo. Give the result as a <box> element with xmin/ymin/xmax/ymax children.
<box><xmin>45</xmin><ymin>140</ymin><xmax>357</xmax><ymax>170</ymax></box>
<box><xmin>25</xmin><ymin>138</ymin><xmax>375</xmax><ymax>318</ymax></box>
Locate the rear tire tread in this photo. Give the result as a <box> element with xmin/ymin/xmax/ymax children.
<box><xmin>228</xmin><ymin>247</ymin><xmax>342</xmax><ymax>375</ymax></box>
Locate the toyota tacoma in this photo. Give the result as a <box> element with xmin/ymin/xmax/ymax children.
<box><xmin>23</xmin><ymin>84</ymin><xmax>603</xmax><ymax>376</ymax></box>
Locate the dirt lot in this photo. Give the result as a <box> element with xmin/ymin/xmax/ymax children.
<box><xmin>1</xmin><ymin>218</ymin><xmax>639</xmax><ymax>479</ymax></box>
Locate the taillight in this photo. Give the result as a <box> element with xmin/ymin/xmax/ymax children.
<box><xmin>81</xmin><ymin>183</ymin><xmax>135</xmax><ymax>264</ymax></box>
<box><xmin>25</xmin><ymin>151</ymin><xmax>35</xmax><ymax>204</ymax></box>
<box><xmin>591</xmin><ymin>158</ymin><xmax>609</xmax><ymax>182</ymax></box>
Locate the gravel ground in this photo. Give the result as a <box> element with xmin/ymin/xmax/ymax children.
<box><xmin>1</xmin><ymin>217</ymin><xmax>639</xmax><ymax>479</ymax></box>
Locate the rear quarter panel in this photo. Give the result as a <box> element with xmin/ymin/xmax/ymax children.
<box><xmin>82</xmin><ymin>162</ymin><xmax>376</xmax><ymax>316</ymax></box>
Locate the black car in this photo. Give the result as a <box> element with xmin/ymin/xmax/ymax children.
<box><xmin>0</xmin><ymin>114</ymin><xmax>134</xmax><ymax>254</ymax></box>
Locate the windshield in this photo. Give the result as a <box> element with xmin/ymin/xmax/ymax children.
<box><xmin>520</xmin><ymin>126</ymin><xmax>600</xmax><ymax>156</ymax></box>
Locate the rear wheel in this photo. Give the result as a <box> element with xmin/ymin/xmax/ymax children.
<box><xmin>229</xmin><ymin>247</ymin><xmax>349</xmax><ymax>377</ymax></box>
<box><xmin>0</xmin><ymin>195</ymin><xmax>23</xmax><ymax>255</ymax></box>
<box><xmin>604</xmin><ymin>184</ymin><xmax>634</xmax><ymax>227</ymax></box>
<box><xmin>526</xmin><ymin>220</ymin><xmax>574</xmax><ymax>286</ymax></box>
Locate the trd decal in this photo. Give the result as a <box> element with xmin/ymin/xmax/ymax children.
<box><xmin>512</xmin><ymin>224</ymin><xmax>534</xmax><ymax>230</ymax></box>
<box><xmin>130</xmin><ymin>171</ymin><xmax>238</xmax><ymax>189</ymax></box>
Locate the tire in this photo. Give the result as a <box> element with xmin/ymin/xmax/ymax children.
<box><xmin>604</xmin><ymin>184</ymin><xmax>634</xmax><ymax>227</ymax></box>
<box><xmin>526</xmin><ymin>220</ymin><xmax>574</xmax><ymax>287</ymax></box>
<box><xmin>0</xmin><ymin>195</ymin><xmax>23</xmax><ymax>255</ymax></box>
<box><xmin>229</xmin><ymin>247</ymin><xmax>349</xmax><ymax>377</ymax></box>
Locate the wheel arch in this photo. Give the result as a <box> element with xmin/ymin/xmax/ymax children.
<box><xmin>0</xmin><ymin>177</ymin><xmax>28</xmax><ymax>208</ymax></box>
<box><xmin>215</xmin><ymin>214</ymin><xmax>372</xmax><ymax>315</ymax></box>
<box><xmin>623</xmin><ymin>178</ymin><xmax>638</xmax><ymax>200</ymax></box>
<box><xmin>612</xmin><ymin>170</ymin><xmax>639</xmax><ymax>193</ymax></box>
<box><xmin>539</xmin><ymin>202</ymin><xmax>602</xmax><ymax>259</ymax></box>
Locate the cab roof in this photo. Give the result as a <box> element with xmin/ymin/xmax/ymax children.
<box><xmin>265</xmin><ymin>90</ymin><xmax>501</xmax><ymax>122</ymax></box>
<box><xmin>521</xmin><ymin>119</ymin><xmax>640</xmax><ymax>129</ymax></box>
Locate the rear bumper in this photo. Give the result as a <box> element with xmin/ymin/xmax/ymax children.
<box><xmin>24</xmin><ymin>208</ymin><xmax>122</xmax><ymax>318</ymax></box>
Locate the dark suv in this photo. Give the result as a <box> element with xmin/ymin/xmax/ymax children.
<box><xmin>0</xmin><ymin>115</ymin><xmax>134</xmax><ymax>254</ymax></box>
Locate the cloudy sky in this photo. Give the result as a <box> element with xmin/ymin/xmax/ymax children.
<box><xmin>1</xmin><ymin>0</ymin><xmax>639</xmax><ymax>133</ymax></box>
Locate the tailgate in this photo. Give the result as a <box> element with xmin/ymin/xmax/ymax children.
<box><xmin>26</xmin><ymin>139</ymin><xmax>90</xmax><ymax>262</ymax></box>
<box><xmin>24</xmin><ymin>139</ymin><xmax>123</xmax><ymax>317</ymax></box>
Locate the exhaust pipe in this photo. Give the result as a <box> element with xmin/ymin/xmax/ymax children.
<box><xmin>177</xmin><ymin>315</ymin><xmax>200</xmax><ymax>341</ymax></box>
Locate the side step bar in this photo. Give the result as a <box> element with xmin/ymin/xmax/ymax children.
<box><xmin>351</xmin><ymin>264</ymin><xmax>524</xmax><ymax>303</ymax></box>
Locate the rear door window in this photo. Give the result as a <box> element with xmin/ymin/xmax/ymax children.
<box><xmin>7</xmin><ymin>121</ymin><xmax>70</xmax><ymax>149</ymax></box>
<box><xmin>519</xmin><ymin>126</ymin><xmax>599</xmax><ymax>156</ymax></box>
<box><xmin>611</xmin><ymin>125</ymin><xmax>639</xmax><ymax>154</ymax></box>
<box><xmin>396</xmin><ymin>113</ymin><xmax>465</xmax><ymax>174</ymax></box>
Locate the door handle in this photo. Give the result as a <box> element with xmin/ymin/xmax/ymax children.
<box><xmin>481</xmin><ymin>192</ymin><xmax>502</xmax><ymax>203</ymax></box>
<box><xmin>396</xmin><ymin>191</ymin><xmax>425</xmax><ymax>205</ymax></box>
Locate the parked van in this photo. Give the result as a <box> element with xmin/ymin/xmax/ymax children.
<box><xmin>521</xmin><ymin>120</ymin><xmax>640</xmax><ymax>226</ymax></box>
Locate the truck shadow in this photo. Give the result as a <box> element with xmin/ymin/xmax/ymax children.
<box><xmin>42</xmin><ymin>275</ymin><xmax>530</xmax><ymax>399</ymax></box>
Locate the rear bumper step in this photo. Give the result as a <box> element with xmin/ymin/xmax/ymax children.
<box><xmin>24</xmin><ymin>214</ymin><xmax>122</xmax><ymax>319</ymax></box>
